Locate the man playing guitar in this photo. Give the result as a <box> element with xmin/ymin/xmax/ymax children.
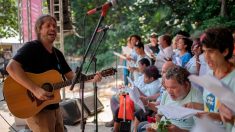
<box><xmin>6</xmin><ymin>14</ymin><xmax>102</xmax><ymax>132</ymax></box>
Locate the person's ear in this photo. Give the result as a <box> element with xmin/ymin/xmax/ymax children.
<box><xmin>184</xmin><ymin>44</ymin><xmax>187</xmax><ymax>49</ymax></box>
<box><xmin>150</xmin><ymin>77</ymin><xmax>155</xmax><ymax>82</ymax></box>
<box><xmin>222</xmin><ymin>48</ymin><xmax>229</xmax><ymax>57</ymax></box>
<box><xmin>184</xmin><ymin>81</ymin><xmax>190</xmax><ymax>90</ymax></box>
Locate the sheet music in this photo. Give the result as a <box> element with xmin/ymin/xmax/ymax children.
<box><xmin>189</xmin><ymin>74</ymin><xmax>235</xmax><ymax>112</ymax></box>
<box><xmin>144</xmin><ymin>45</ymin><xmax>154</xmax><ymax>58</ymax></box>
<box><xmin>175</xmin><ymin>56</ymin><xmax>182</xmax><ymax>66</ymax></box>
<box><xmin>145</xmin><ymin>51</ymin><xmax>152</xmax><ymax>58</ymax></box>
<box><xmin>117</xmin><ymin>65</ymin><xmax>129</xmax><ymax>69</ymax></box>
<box><xmin>126</xmin><ymin>77</ymin><xmax>146</xmax><ymax>112</ymax></box>
<box><xmin>191</xmin><ymin>117</ymin><xmax>226</xmax><ymax>132</ymax></box>
<box><xmin>113</xmin><ymin>51</ymin><xmax>127</xmax><ymax>60</ymax></box>
<box><xmin>157</xmin><ymin>105</ymin><xmax>203</xmax><ymax>119</ymax></box>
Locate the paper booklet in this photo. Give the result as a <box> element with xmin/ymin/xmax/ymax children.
<box><xmin>191</xmin><ymin>117</ymin><xmax>226</xmax><ymax>132</ymax></box>
<box><xmin>126</xmin><ymin>77</ymin><xmax>146</xmax><ymax>112</ymax></box>
<box><xmin>144</xmin><ymin>45</ymin><xmax>154</xmax><ymax>58</ymax></box>
<box><xmin>113</xmin><ymin>51</ymin><xmax>127</xmax><ymax>60</ymax></box>
<box><xmin>175</xmin><ymin>56</ymin><xmax>182</xmax><ymax>66</ymax></box>
<box><xmin>117</xmin><ymin>65</ymin><xmax>129</xmax><ymax>69</ymax></box>
<box><xmin>157</xmin><ymin>105</ymin><xmax>203</xmax><ymax>119</ymax></box>
<box><xmin>188</xmin><ymin>74</ymin><xmax>235</xmax><ymax>112</ymax></box>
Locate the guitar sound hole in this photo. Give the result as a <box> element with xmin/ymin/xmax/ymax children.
<box><xmin>42</xmin><ymin>83</ymin><xmax>53</xmax><ymax>92</ymax></box>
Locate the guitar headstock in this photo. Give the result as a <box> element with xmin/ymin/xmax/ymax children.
<box><xmin>100</xmin><ymin>68</ymin><xmax>117</xmax><ymax>77</ymax></box>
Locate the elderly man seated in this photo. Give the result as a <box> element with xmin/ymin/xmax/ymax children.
<box><xmin>145</xmin><ymin>66</ymin><xmax>203</xmax><ymax>132</ymax></box>
<box><xmin>133</xmin><ymin>61</ymin><xmax>175</xmax><ymax>132</ymax></box>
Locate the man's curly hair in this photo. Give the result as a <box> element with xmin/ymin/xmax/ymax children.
<box><xmin>165</xmin><ymin>66</ymin><xmax>190</xmax><ymax>85</ymax></box>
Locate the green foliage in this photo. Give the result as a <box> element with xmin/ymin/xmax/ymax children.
<box><xmin>157</xmin><ymin>119</ymin><xmax>172</xmax><ymax>132</ymax></box>
<box><xmin>0</xmin><ymin>0</ymin><xmax>18</xmax><ymax>38</ymax></box>
<box><xmin>199</xmin><ymin>17</ymin><xmax>235</xmax><ymax>29</ymax></box>
<box><xmin>65</xmin><ymin>0</ymin><xmax>235</xmax><ymax>71</ymax></box>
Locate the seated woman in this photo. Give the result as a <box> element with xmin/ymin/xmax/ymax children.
<box><xmin>144</xmin><ymin>66</ymin><xmax>203</xmax><ymax>132</ymax></box>
<box><xmin>173</xmin><ymin>37</ymin><xmax>192</xmax><ymax>67</ymax></box>
<box><xmin>185</xmin><ymin>38</ymin><xmax>204</xmax><ymax>75</ymax></box>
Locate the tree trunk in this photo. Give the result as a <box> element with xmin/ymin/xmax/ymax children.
<box><xmin>219</xmin><ymin>0</ymin><xmax>228</xmax><ymax>17</ymax></box>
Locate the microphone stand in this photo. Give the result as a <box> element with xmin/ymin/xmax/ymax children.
<box><xmin>70</xmin><ymin>6</ymin><xmax>110</xmax><ymax>132</ymax></box>
<box><xmin>85</xmin><ymin>30</ymin><xmax>108</xmax><ymax>132</ymax></box>
<box><xmin>85</xmin><ymin>31</ymin><xmax>107</xmax><ymax>73</ymax></box>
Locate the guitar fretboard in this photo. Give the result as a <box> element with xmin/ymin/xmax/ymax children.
<box><xmin>51</xmin><ymin>68</ymin><xmax>116</xmax><ymax>90</ymax></box>
<box><xmin>52</xmin><ymin>74</ymin><xmax>95</xmax><ymax>90</ymax></box>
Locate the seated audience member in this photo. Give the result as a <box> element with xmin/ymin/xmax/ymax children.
<box><xmin>122</xmin><ymin>35</ymin><xmax>140</xmax><ymax>84</ymax></box>
<box><xmin>105</xmin><ymin>58</ymin><xmax>150</xmax><ymax>127</ymax></box>
<box><xmin>113</xmin><ymin>65</ymin><xmax>162</xmax><ymax>132</ymax></box>
<box><xmin>144</xmin><ymin>32</ymin><xmax>160</xmax><ymax>63</ymax></box>
<box><xmin>171</xmin><ymin>31</ymin><xmax>190</xmax><ymax>55</ymax></box>
<box><xmin>154</xmin><ymin>35</ymin><xmax>174</xmax><ymax>72</ymax></box>
<box><xmin>137</xmin><ymin>65</ymin><xmax>162</xmax><ymax>97</ymax></box>
<box><xmin>120</xmin><ymin>37</ymin><xmax>134</xmax><ymax>86</ymax></box>
<box><xmin>173</xmin><ymin>37</ymin><xmax>192</xmax><ymax>67</ymax></box>
<box><xmin>185</xmin><ymin>38</ymin><xmax>207</xmax><ymax>75</ymax></box>
<box><xmin>129</xmin><ymin>41</ymin><xmax>152</xmax><ymax>81</ymax></box>
<box><xmin>146</xmin><ymin>66</ymin><xmax>203</xmax><ymax>132</ymax></box>
<box><xmin>134</xmin><ymin>61</ymin><xmax>175</xmax><ymax>132</ymax></box>
<box><xmin>197</xmin><ymin>27</ymin><xmax>235</xmax><ymax>132</ymax></box>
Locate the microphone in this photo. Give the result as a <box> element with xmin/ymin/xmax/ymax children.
<box><xmin>87</xmin><ymin>0</ymin><xmax>118</xmax><ymax>15</ymax></box>
<box><xmin>97</xmin><ymin>24</ymin><xmax>113</xmax><ymax>32</ymax></box>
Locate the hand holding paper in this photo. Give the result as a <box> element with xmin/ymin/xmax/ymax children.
<box><xmin>188</xmin><ymin>74</ymin><xmax>235</xmax><ymax>112</ymax></box>
<box><xmin>175</xmin><ymin>56</ymin><xmax>182</xmax><ymax>66</ymax></box>
<box><xmin>126</xmin><ymin>77</ymin><xmax>146</xmax><ymax>112</ymax></box>
<box><xmin>113</xmin><ymin>51</ymin><xmax>127</xmax><ymax>60</ymax></box>
<box><xmin>117</xmin><ymin>65</ymin><xmax>129</xmax><ymax>69</ymax></box>
<box><xmin>191</xmin><ymin>117</ymin><xmax>226</xmax><ymax>132</ymax></box>
<box><xmin>144</xmin><ymin>46</ymin><xmax>154</xmax><ymax>58</ymax></box>
<box><xmin>157</xmin><ymin>105</ymin><xmax>203</xmax><ymax>119</ymax></box>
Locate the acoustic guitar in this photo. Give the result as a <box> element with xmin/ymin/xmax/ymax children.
<box><xmin>3</xmin><ymin>68</ymin><xmax>116</xmax><ymax>118</ymax></box>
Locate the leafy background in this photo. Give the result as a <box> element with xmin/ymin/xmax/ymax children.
<box><xmin>1</xmin><ymin>0</ymin><xmax>235</xmax><ymax>71</ymax></box>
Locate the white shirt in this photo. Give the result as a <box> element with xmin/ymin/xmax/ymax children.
<box><xmin>133</xmin><ymin>54</ymin><xmax>152</xmax><ymax>81</ymax></box>
<box><xmin>154</xmin><ymin>46</ymin><xmax>173</xmax><ymax>72</ymax></box>
<box><xmin>134</xmin><ymin>75</ymin><xmax>162</xmax><ymax>96</ymax></box>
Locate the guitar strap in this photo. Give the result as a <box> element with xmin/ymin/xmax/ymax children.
<box><xmin>53</xmin><ymin>48</ymin><xmax>67</xmax><ymax>81</ymax></box>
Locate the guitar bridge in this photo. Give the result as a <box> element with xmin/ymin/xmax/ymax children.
<box><xmin>26</xmin><ymin>90</ymin><xmax>44</xmax><ymax>106</ymax></box>
<box><xmin>27</xmin><ymin>90</ymin><xmax>35</xmax><ymax>102</ymax></box>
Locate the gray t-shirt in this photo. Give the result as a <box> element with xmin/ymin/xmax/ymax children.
<box><xmin>159</xmin><ymin>87</ymin><xmax>203</xmax><ymax>130</ymax></box>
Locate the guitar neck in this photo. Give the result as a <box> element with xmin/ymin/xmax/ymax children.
<box><xmin>52</xmin><ymin>68</ymin><xmax>116</xmax><ymax>90</ymax></box>
<box><xmin>52</xmin><ymin>74</ymin><xmax>95</xmax><ymax>90</ymax></box>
